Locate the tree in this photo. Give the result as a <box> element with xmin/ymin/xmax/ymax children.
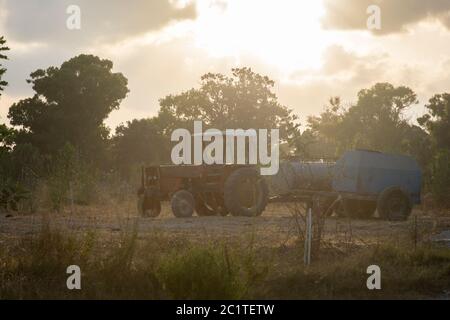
<box><xmin>0</xmin><ymin>124</ymin><xmax>15</xmax><ymax>152</ymax></box>
<box><xmin>0</xmin><ymin>36</ymin><xmax>9</xmax><ymax>96</ymax></box>
<box><xmin>303</xmin><ymin>97</ymin><xmax>349</xmax><ymax>158</ymax></box>
<box><xmin>418</xmin><ymin>93</ymin><xmax>450</xmax><ymax>151</ymax></box>
<box><xmin>343</xmin><ymin>83</ymin><xmax>418</xmax><ymax>153</ymax></box>
<box><xmin>8</xmin><ymin>54</ymin><xmax>129</xmax><ymax>163</ymax></box>
<box><xmin>112</xmin><ymin>117</ymin><xmax>171</xmax><ymax>179</ymax></box>
<box><xmin>304</xmin><ymin>83</ymin><xmax>422</xmax><ymax>159</ymax></box>
<box><xmin>159</xmin><ymin>68</ymin><xmax>299</xmax><ymax>141</ymax></box>
<box><xmin>418</xmin><ymin>94</ymin><xmax>450</xmax><ymax>206</ymax></box>
<box><xmin>429</xmin><ymin>149</ymin><xmax>450</xmax><ymax>207</ymax></box>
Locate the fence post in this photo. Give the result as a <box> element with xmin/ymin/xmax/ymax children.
<box><xmin>304</xmin><ymin>206</ymin><xmax>313</xmax><ymax>266</ymax></box>
<box><xmin>69</xmin><ymin>182</ymin><xmax>75</xmax><ymax>215</ymax></box>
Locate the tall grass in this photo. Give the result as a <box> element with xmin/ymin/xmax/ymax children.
<box><xmin>264</xmin><ymin>244</ymin><xmax>450</xmax><ymax>299</ymax></box>
<box><xmin>0</xmin><ymin>220</ymin><xmax>449</xmax><ymax>299</ymax></box>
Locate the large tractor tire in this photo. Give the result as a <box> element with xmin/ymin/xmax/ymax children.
<box><xmin>377</xmin><ymin>187</ymin><xmax>412</xmax><ymax>221</ymax></box>
<box><xmin>171</xmin><ymin>190</ymin><xmax>195</xmax><ymax>218</ymax></box>
<box><xmin>224</xmin><ymin>167</ymin><xmax>269</xmax><ymax>217</ymax></box>
<box><xmin>335</xmin><ymin>199</ymin><xmax>376</xmax><ymax>219</ymax></box>
<box><xmin>137</xmin><ymin>187</ymin><xmax>161</xmax><ymax>218</ymax></box>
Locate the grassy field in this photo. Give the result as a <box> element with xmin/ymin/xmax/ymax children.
<box><xmin>0</xmin><ymin>202</ymin><xmax>449</xmax><ymax>300</ymax></box>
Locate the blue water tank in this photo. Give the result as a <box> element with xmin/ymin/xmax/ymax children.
<box><xmin>332</xmin><ymin>150</ymin><xmax>422</xmax><ymax>204</ymax></box>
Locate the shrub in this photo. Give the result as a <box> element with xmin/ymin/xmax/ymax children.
<box><xmin>430</xmin><ymin>149</ymin><xmax>450</xmax><ymax>207</ymax></box>
<box><xmin>157</xmin><ymin>245</ymin><xmax>246</xmax><ymax>299</ymax></box>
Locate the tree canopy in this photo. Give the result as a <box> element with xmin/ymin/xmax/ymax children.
<box><xmin>302</xmin><ymin>83</ymin><xmax>427</xmax><ymax>160</ymax></box>
<box><xmin>418</xmin><ymin>93</ymin><xmax>450</xmax><ymax>151</ymax></box>
<box><xmin>112</xmin><ymin>117</ymin><xmax>170</xmax><ymax>178</ymax></box>
<box><xmin>159</xmin><ymin>68</ymin><xmax>299</xmax><ymax>141</ymax></box>
<box><xmin>8</xmin><ymin>54</ymin><xmax>129</xmax><ymax>162</ymax></box>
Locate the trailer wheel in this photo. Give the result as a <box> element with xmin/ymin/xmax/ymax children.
<box><xmin>377</xmin><ymin>187</ymin><xmax>412</xmax><ymax>221</ymax></box>
<box><xmin>171</xmin><ymin>190</ymin><xmax>195</xmax><ymax>218</ymax></box>
<box><xmin>355</xmin><ymin>201</ymin><xmax>377</xmax><ymax>219</ymax></box>
<box><xmin>138</xmin><ymin>187</ymin><xmax>161</xmax><ymax>218</ymax></box>
<box><xmin>224</xmin><ymin>168</ymin><xmax>269</xmax><ymax>217</ymax></box>
<box><xmin>335</xmin><ymin>200</ymin><xmax>376</xmax><ymax>219</ymax></box>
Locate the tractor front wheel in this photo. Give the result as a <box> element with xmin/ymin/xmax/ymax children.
<box><xmin>171</xmin><ymin>190</ymin><xmax>195</xmax><ymax>218</ymax></box>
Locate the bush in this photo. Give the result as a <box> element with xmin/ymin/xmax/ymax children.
<box><xmin>430</xmin><ymin>149</ymin><xmax>450</xmax><ymax>207</ymax></box>
<box><xmin>157</xmin><ymin>245</ymin><xmax>246</xmax><ymax>299</ymax></box>
<box><xmin>48</xmin><ymin>143</ymin><xmax>100</xmax><ymax>211</ymax></box>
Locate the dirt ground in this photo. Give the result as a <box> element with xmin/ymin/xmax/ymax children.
<box><xmin>1</xmin><ymin>202</ymin><xmax>450</xmax><ymax>248</ymax></box>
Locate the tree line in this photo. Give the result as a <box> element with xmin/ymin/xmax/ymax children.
<box><xmin>0</xmin><ymin>36</ymin><xmax>449</xmax><ymax>210</ymax></box>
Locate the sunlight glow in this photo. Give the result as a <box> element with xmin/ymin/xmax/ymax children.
<box><xmin>193</xmin><ymin>0</ymin><xmax>329</xmax><ymax>72</ymax></box>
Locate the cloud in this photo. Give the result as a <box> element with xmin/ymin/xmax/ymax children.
<box><xmin>0</xmin><ymin>0</ymin><xmax>196</xmax><ymax>46</ymax></box>
<box><xmin>0</xmin><ymin>0</ymin><xmax>197</xmax><ymax>100</ymax></box>
<box><xmin>2</xmin><ymin>0</ymin><xmax>450</xmax><ymax>132</ymax></box>
<box><xmin>276</xmin><ymin>45</ymin><xmax>417</xmax><ymax>121</ymax></box>
<box><xmin>322</xmin><ymin>0</ymin><xmax>450</xmax><ymax>34</ymax></box>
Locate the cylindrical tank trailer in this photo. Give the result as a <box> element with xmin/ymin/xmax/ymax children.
<box><xmin>268</xmin><ymin>150</ymin><xmax>422</xmax><ymax>221</ymax></box>
<box><xmin>269</xmin><ymin>161</ymin><xmax>335</xmax><ymax>196</ymax></box>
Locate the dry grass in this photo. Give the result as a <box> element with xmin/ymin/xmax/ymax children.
<box><xmin>1</xmin><ymin>211</ymin><xmax>449</xmax><ymax>300</ymax></box>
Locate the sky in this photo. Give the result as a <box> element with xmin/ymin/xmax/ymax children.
<box><xmin>1</xmin><ymin>0</ymin><xmax>450</xmax><ymax>131</ymax></box>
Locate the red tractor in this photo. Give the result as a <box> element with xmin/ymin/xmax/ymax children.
<box><xmin>137</xmin><ymin>164</ymin><xmax>269</xmax><ymax>218</ymax></box>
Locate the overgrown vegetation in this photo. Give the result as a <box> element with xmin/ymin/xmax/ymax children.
<box><xmin>0</xmin><ymin>221</ymin><xmax>449</xmax><ymax>300</ymax></box>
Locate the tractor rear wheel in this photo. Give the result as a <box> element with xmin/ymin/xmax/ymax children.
<box><xmin>224</xmin><ymin>168</ymin><xmax>269</xmax><ymax>217</ymax></box>
<box><xmin>171</xmin><ymin>190</ymin><xmax>195</xmax><ymax>218</ymax></box>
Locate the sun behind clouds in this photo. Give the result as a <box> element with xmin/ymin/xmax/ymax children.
<box><xmin>193</xmin><ymin>0</ymin><xmax>328</xmax><ymax>72</ymax></box>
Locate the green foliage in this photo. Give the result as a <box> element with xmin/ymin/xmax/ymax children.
<box><xmin>48</xmin><ymin>144</ymin><xmax>77</xmax><ymax>211</ymax></box>
<box><xmin>0</xmin><ymin>124</ymin><xmax>15</xmax><ymax>152</ymax></box>
<box><xmin>159</xmin><ymin>67</ymin><xmax>299</xmax><ymax>141</ymax></box>
<box><xmin>0</xmin><ymin>223</ymin><xmax>96</xmax><ymax>298</ymax></box>
<box><xmin>0</xmin><ymin>182</ymin><xmax>30</xmax><ymax>212</ymax></box>
<box><xmin>430</xmin><ymin>149</ymin><xmax>450</xmax><ymax>207</ymax></box>
<box><xmin>269</xmin><ymin>244</ymin><xmax>450</xmax><ymax>299</ymax></box>
<box><xmin>419</xmin><ymin>93</ymin><xmax>450</xmax><ymax>151</ymax></box>
<box><xmin>301</xmin><ymin>83</ymin><xmax>429</xmax><ymax>163</ymax></box>
<box><xmin>112</xmin><ymin>118</ymin><xmax>171</xmax><ymax>179</ymax></box>
<box><xmin>0</xmin><ymin>36</ymin><xmax>9</xmax><ymax>95</ymax></box>
<box><xmin>418</xmin><ymin>94</ymin><xmax>450</xmax><ymax>205</ymax></box>
<box><xmin>1</xmin><ymin>224</ymin><xmax>449</xmax><ymax>299</ymax></box>
<box><xmin>8</xmin><ymin>54</ymin><xmax>129</xmax><ymax>163</ymax></box>
<box><xmin>157</xmin><ymin>245</ymin><xmax>246</xmax><ymax>299</ymax></box>
<box><xmin>10</xmin><ymin>143</ymin><xmax>44</xmax><ymax>179</ymax></box>
<box><xmin>47</xmin><ymin>143</ymin><xmax>98</xmax><ymax>211</ymax></box>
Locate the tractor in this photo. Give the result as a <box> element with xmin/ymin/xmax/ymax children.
<box><xmin>137</xmin><ymin>164</ymin><xmax>269</xmax><ymax>218</ymax></box>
